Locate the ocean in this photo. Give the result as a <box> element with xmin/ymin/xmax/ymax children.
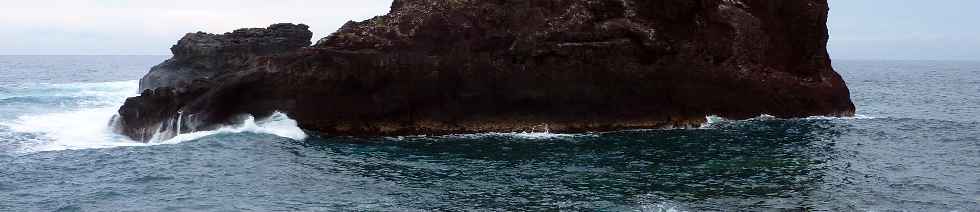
<box><xmin>0</xmin><ymin>55</ymin><xmax>977</xmax><ymax>211</ymax></box>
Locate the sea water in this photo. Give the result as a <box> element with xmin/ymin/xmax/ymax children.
<box><xmin>0</xmin><ymin>56</ymin><xmax>977</xmax><ymax>211</ymax></box>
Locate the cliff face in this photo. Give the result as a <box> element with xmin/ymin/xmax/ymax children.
<box><xmin>115</xmin><ymin>0</ymin><xmax>855</xmax><ymax>141</ymax></box>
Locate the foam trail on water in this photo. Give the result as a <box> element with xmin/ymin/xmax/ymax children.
<box><xmin>698</xmin><ymin>114</ymin><xmax>876</xmax><ymax>129</ymax></box>
<box><xmin>435</xmin><ymin>126</ymin><xmax>597</xmax><ymax>140</ymax></box>
<box><xmin>448</xmin><ymin>132</ymin><xmax>584</xmax><ymax>140</ymax></box>
<box><xmin>804</xmin><ymin>114</ymin><xmax>876</xmax><ymax>120</ymax></box>
<box><xmin>386</xmin><ymin>124</ymin><xmax>593</xmax><ymax>141</ymax></box>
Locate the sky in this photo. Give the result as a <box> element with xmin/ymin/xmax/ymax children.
<box><xmin>1</xmin><ymin>0</ymin><xmax>978</xmax><ymax>60</ymax></box>
<box><xmin>828</xmin><ymin>0</ymin><xmax>980</xmax><ymax>60</ymax></box>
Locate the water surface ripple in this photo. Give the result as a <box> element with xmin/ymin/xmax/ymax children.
<box><xmin>0</xmin><ymin>56</ymin><xmax>978</xmax><ymax>211</ymax></box>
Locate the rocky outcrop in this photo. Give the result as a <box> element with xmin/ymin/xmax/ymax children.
<box><xmin>115</xmin><ymin>0</ymin><xmax>855</xmax><ymax>141</ymax></box>
<box><xmin>138</xmin><ymin>23</ymin><xmax>312</xmax><ymax>91</ymax></box>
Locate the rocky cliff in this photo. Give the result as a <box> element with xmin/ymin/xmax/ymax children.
<box><xmin>114</xmin><ymin>0</ymin><xmax>855</xmax><ymax>142</ymax></box>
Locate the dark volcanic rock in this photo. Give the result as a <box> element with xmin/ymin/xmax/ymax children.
<box><xmin>139</xmin><ymin>23</ymin><xmax>312</xmax><ymax>91</ymax></box>
<box><xmin>113</xmin><ymin>80</ymin><xmax>212</xmax><ymax>142</ymax></box>
<box><xmin>115</xmin><ymin>0</ymin><xmax>855</xmax><ymax>141</ymax></box>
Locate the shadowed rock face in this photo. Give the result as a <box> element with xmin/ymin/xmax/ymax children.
<box><xmin>115</xmin><ymin>0</ymin><xmax>855</xmax><ymax>141</ymax></box>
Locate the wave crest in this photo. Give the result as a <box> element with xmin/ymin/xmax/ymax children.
<box><xmin>0</xmin><ymin>80</ymin><xmax>307</xmax><ymax>154</ymax></box>
<box><xmin>154</xmin><ymin>112</ymin><xmax>308</xmax><ymax>144</ymax></box>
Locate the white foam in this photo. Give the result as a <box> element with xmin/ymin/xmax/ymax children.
<box><xmin>4</xmin><ymin>109</ymin><xmax>308</xmax><ymax>153</ymax></box>
<box><xmin>699</xmin><ymin>115</ymin><xmax>727</xmax><ymax>128</ymax></box>
<box><xmin>633</xmin><ymin>194</ymin><xmax>689</xmax><ymax>212</ymax></box>
<box><xmin>154</xmin><ymin>112</ymin><xmax>308</xmax><ymax>144</ymax></box>
<box><xmin>699</xmin><ymin>114</ymin><xmax>876</xmax><ymax>129</ymax></box>
<box><xmin>753</xmin><ymin>114</ymin><xmax>778</xmax><ymax>120</ymax></box>
<box><xmin>443</xmin><ymin>131</ymin><xmax>604</xmax><ymax>140</ymax></box>
<box><xmin>382</xmin><ymin>123</ymin><xmax>593</xmax><ymax>140</ymax></box>
<box><xmin>452</xmin><ymin>131</ymin><xmax>584</xmax><ymax>140</ymax></box>
<box><xmin>0</xmin><ymin>80</ymin><xmax>308</xmax><ymax>153</ymax></box>
<box><xmin>0</xmin><ymin>81</ymin><xmax>142</xmax><ymax>152</ymax></box>
<box><xmin>2</xmin><ymin>106</ymin><xmax>150</xmax><ymax>152</ymax></box>
<box><xmin>804</xmin><ymin>114</ymin><xmax>876</xmax><ymax>120</ymax></box>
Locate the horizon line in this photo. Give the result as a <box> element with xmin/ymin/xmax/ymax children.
<box><xmin>1</xmin><ymin>54</ymin><xmax>978</xmax><ymax>62</ymax></box>
<box><xmin>0</xmin><ymin>54</ymin><xmax>172</xmax><ymax>56</ymax></box>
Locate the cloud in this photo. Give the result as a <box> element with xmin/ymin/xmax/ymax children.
<box><xmin>2</xmin><ymin>0</ymin><xmax>979</xmax><ymax>60</ymax></box>
<box><xmin>0</xmin><ymin>0</ymin><xmax>394</xmax><ymax>55</ymax></box>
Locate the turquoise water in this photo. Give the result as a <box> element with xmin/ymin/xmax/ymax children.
<box><xmin>0</xmin><ymin>56</ymin><xmax>978</xmax><ymax>211</ymax></box>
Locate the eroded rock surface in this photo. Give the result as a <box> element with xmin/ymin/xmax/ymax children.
<box><xmin>115</xmin><ymin>0</ymin><xmax>855</xmax><ymax>141</ymax></box>
<box><xmin>139</xmin><ymin>23</ymin><xmax>312</xmax><ymax>91</ymax></box>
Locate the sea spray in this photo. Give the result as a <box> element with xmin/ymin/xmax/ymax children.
<box><xmin>700</xmin><ymin>115</ymin><xmax>726</xmax><ymax>128</ymax></box>
<box><xmin>175</xmin><ymin>111</ymin><xmax>183</xmax><ymax>136</ymax></box>
<box><xmin>0</xmin><ymin>80</ymin><xmax>308</xmax><ymax>153</ymax></box>
<box><xmin>154</xmin><ymin>112</ymin><xmax>308</xmax><ymax>144</ymax></box>
<box><xmin>0</xmin><ymin>81</ymin><xmax>141</xmax><ymax>152</ymax></box>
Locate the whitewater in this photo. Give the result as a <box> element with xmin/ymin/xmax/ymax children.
<box><xmin>0</xmin><ymin>80</ymin><xmax>307</xmax><ymax>154</ymax></box>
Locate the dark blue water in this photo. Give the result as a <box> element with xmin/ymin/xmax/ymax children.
<box><xmin>1</xmin><ymin>55</ymin><xmax>978</xmax><ymax>211</ymax></box>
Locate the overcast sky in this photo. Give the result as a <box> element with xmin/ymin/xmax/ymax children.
<box><xmin>1</xmin><ymin>0</ymin><xmax>978</xmax><ymax>60</ymax></box>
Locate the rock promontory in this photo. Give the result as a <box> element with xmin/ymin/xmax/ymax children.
<box><xmin>114</xmin><ymin>0</ymin><xmax>856</xmax><ymax>141</ymax></box>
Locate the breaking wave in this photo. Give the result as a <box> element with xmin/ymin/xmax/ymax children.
<box><xmin>0</xmin><ymin>81</ymin><xmax>307</xmax><ymax>154</ymax></box>
<box><xmin>155</xmin><ymin>112</ymin><xmax>308</xmax><ymax>144</ymax></box>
